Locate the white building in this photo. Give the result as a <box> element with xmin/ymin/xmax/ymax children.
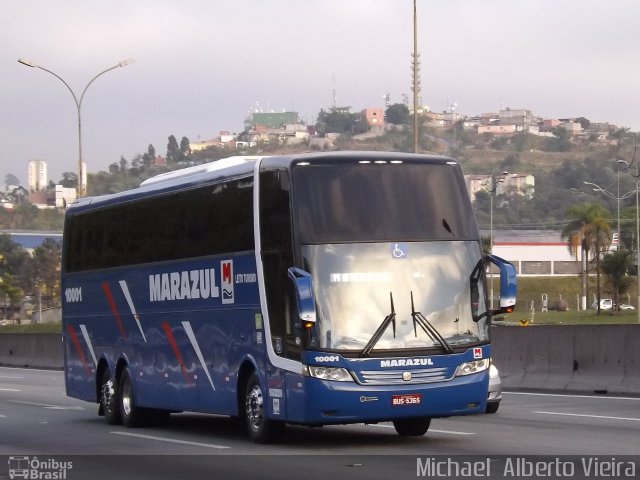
<box><xmin>27</xmin><ymin>159</ymin><xmax>48</xmax><ymax>192</ymax></box>
<box><xmin>465</xmin><ymin>173</ymin><xmax>535</xmax><ymax>201</ymax></box>
<box><xmin>489</xmin><ymin>230</ymin><xmax>581</xmax><ymax>276</ymax></box>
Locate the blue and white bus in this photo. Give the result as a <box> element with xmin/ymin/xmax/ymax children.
<box><xmin>61</xmin><ymin>151</ymin><xmax>516</xmax><ymax>443</ymax></box>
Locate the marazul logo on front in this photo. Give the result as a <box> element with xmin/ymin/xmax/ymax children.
<box><xmin>380</xmin><ymin>358</ymin><xmax>434</xmax><ymax>367</ymax></box>
<box><xmin>149</xmin><ymin>260</ymin><xmax>233</xmax><ymax>303</ymax></box>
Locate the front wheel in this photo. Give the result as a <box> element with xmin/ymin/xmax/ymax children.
<box><xmin>244</xmin><ymin>373</ymin><xmax>285</xmax><ymax>443</ymax></box>
<box><xmin>393</xmin><ymin>417</ymin><xmax>431</xmax><ymax>436</ymax></box>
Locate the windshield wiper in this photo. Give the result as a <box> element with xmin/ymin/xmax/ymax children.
<box><xmin>410</xmin><ymin>292</ymin><xmax>453</xmax><ymax>354</ymax></box>
<box><xmin>360</xmin><ymin>292</ymin><xmax>396</xmax><ymax>357</ymax></box>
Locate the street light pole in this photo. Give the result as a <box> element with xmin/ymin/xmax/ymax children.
<box><xmin>583</xmin><ymin>178</ymin><xmax>637</xmax><ymax>250</ymax></box>
<box><xmin>618</xmin><ymin>151</ymin><xmax>640</xmax><ymax>324</ymax></box>
<box><xmin>450</xmin><ymin>102</ymin><xmax>458</xmax><ymax>152</ymax></box>
<box><xmin>18</xmin><ymin>58</ymin><xmax>135</xmax><ymax>197</ymax></box>
<box><xmin>412</xmin><ymin>0</ymin><xmax>419</xmax><ymax>153</ymax></box>
<box><xmin>487</xmin><ymin>170</ymin><xmax>507</xmax><ymax>309</ymax></box>
<box><xmin>617</xmin><ymin>168</ymin><xmax>621</xmax><ymax>248</ymax></box>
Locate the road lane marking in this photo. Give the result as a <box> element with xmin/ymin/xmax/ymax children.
<box><xmin>367</xmin><ymin>423</ymin><xmax>475</xmax><ymax>435</ymax></box>
<box><xmin>0</xmin><ymin>375</ymin><xmax>23</xmax><ymax>379</ymax></box>
<box><xmin>0</xmin><ymin>388</ymin><xmax>21</xmax><ymax>392</ymax></box>
<box><xmin>111</xmin><ymin>431</ymin><xmax>231</xmax><ymax>449</ymax></box>
<box><xmin>533</xmin><ymin>411</ymin><xmax>640</xmax><ymax>422</ymax></box>
<box><xmin>505</xmin><ymin>392</ymin><xmax>640</xmax><ymax>401</ymax></box>
<box><xmin>8</xmin><ymin>400</ymin><xmax>85</xmax><ymax>410</ymax></box>
<box><xmin>0</xmin><ymin>366</ymin><xmax>62</xmax><ymax>373</ymax></box>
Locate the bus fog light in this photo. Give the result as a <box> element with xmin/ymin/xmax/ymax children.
<box><xmin>455</xmin><ymin>359</ymin><xmax>490</xmax><ymax>376</ymax></box>
<box><xmin>303</xmin><ymin>365</ymin><xmax>353</xmax><ymax>382</ymax></box>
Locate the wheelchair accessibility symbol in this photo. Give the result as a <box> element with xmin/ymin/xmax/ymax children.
<box><xmin>391</xmin><ymin>243</ymin><xmax>407</xmax><ymax>258</ymax></box>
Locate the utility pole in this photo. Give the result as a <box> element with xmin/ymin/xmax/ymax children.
<box><xmin>412</xmin><ymin>0</ymin><xmax>420</xmax><ymax>153</ymax></box>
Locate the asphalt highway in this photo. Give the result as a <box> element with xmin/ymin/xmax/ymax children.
<box><xmin>1</xmin><ymin>366</ymin><xmax>638</xmax><ymax>479</ymax></box>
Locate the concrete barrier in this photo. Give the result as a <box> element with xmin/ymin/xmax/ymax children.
<box><xmin>2</xmin><ymin>326</ymin><xmax>640</xmax><ymax>395</ymax></box>
<box><xmin>492</xmin><ymin>324</ymin><xmax>640</xmax><ymax>395</ymax></box>
<box><xmin>0</xmin><ymin>333</ymin><xmax>63</xmax><ymax>369</ymax></box>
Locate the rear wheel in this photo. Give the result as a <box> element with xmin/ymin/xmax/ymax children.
<box><xmin>244</xmin><ymin>372</ymin><xmax>285</xmax><ymax>443</ymax></box>
<box><xmin>118</xmin><ymin>366</ymin><xmax>147</xmax><ymax>427</ymax></box>
<box><xmin>100</xmin><ymin>369</ymin><xmax>121</xmax><ymax>425</ymax></box>
<box><xmin>393</xmin><ymin>417</ymin><xmax>431</xmax><ymax>436</ymax></box>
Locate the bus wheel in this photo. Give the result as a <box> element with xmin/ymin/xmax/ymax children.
<box><xmin>118</xmin><ymin>366</ymin><xmax>145</xmax><ymax>428</ymax></box>
<box><xmin>244</xmin><ymin>373</ymin><xmax>285</xmax><ymax>444</ymax></box>
<box><xmin>393</xmin><ymin>417</ymin><xmax>431</xmax><ymax>436</ymax></box>
<box><xmin>100</xmin><ymin>369</ymin><xmax>122</xmax><ymax>425</ymax></box>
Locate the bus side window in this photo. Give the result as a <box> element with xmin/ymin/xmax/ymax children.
<box><xmin>260</xmin><ymin>169</ymin><xmax>299</xmax><ymax>360</ymax></box>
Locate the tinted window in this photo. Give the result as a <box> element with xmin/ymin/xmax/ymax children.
<box><xmin>259</xmin><ymin>170</ymin><xmax>300</xmax><ymax>360</ymax></box>
<box><xmin>292</xmin><ymin>162</ymin><xmax>477</xmax><ymax>244</ymax></box>
<box><xmin>64</xmin><ymin>177</ymin><xmax>253</xmax><ymax>272</ymax></box>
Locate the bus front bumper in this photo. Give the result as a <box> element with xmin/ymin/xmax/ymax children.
<box><xmin>282</xmin><ymin>370</ymin><xmax>488</xmax><ymax>425</ymax></box>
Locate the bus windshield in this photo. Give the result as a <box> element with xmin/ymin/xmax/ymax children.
<box><xmin>301</xmin><ymin>242</ymin><xmax>489</xmax><ymax>352</ymax></box>
<box><xmin>293</xmin><ymin>161</ymin><xmax>477</xmax><ymax>244</ymax></box>
<box><xmin>292</xmin><ymin>160</ymin><xmax>488</xmax><ymax>352</ymax></box>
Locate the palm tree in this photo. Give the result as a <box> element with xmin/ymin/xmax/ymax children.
<box><xmin>562</xmin><ymin>203</ymin><xmax>611</xmax><ymax>313</ymax></box>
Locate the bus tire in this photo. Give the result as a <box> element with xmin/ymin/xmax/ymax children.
<box><xmin>244</xmin><ymin>372</ymin><xmax>285</xmax><ymax>444</ymax></box>
<box><xmin>118</xmin><ymin>366</ymin><xmax>146</xmax><ymax>428</ymax></box>
<box><xmin>393</xmin><ymin>417</ymin><xmax>431</xmax><ymax>436</ymax></box>
<box><xmin>100</xmin><ymin>369</ymin><xmax>122</xmax><ymax>425</ymax></box>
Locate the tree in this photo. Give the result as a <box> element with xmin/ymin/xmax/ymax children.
<box><xmin>9</xmin><ymin>202</ymin><xmax>38</xmax><ymax>229</ymax></box>
<box><xmin>545</xmin><ymin>127</ymin><xmax>571</xmax><ymax>152</ymax></box>
<box><xmin>180</xmin><ymin>137</ymin><xmax>192</xmax><ymax>159</ymax></box>
<box><xmin>0</xmin><ymin>234</ymin><xmax>31</xmax><ymax>314</ymax></box>
<box><xmin>166</xmin><ymin>135</ymin><xmax>182</xmax><ymax>163</ymax></box>
<box><xmin>385</xmin><ymin>103</ymin><xmax>410</xmax><ymax>125</ymax></box>
<box><xmin>0</xmin><ymin>273</ymin><xmax>21</xmax><ymax>318</ymax></box>
<box><xmin>315</xmin><ymin>107</ymin><xmax>359</xmax><ymax>135</ymax></box>
<box><xmin>575</xmin><ymin>117</ymin><xmax>591</xmax><ymax>130</ymax></box>
<box><xmin>142</xmin><ymin>144</ymin><xmax>156</xmax><ymax>166</ymax></box>
<box><xmin>601</xmin><ymin>250</ymin><xmax>633</xmax><ymax>313</ymax></box>
<box><xmin>561</xmin><ymin>203</ymin><xmax>611</xmax><ymax>313</ymax></box>
<box><xmin>59</xmin><ymin>172</ymin><xmax>78</xmax><ymax>189</ymax></box>
<box><xmin>33</xmin><ymin>238</ymin><xmax>61</xmax><ymax>308</ymax></box>
<box><xmin>609</xmin><ymin>127</ymin><xmax>630</xmax><ymax>150</ymax></box>
<box><xmin>4</xmin><ymin>174</ymin><xmax>20</xmax><ymax>188</ymax></box>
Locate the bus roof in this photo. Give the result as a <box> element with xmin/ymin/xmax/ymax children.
<box><xmin>140</xmin><ymin>155</ymin><xmax>263</xmax><ymax>187</ymax></box>
<box><xmin>67</xmin><ymin>155</ymin><xmax>264</xmax><ymax>214</ymax></box>
<box><xmin>66</xmin><ymin>151</ymin><xmax>458</xmax><ymax>215</ymax></box>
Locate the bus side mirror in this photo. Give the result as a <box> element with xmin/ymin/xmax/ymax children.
<box><xmin>287</xmin><ymin>267</ymin><xmax>317</xmax><ymax>325</ymax></box>
<box><xmin>486</xmin><ymin>254</ymin><xmax>517</xmax><ymax>314</ymax></box>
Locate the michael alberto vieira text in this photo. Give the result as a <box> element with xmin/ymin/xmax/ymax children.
<box><xmin>416</xmin><ymin>457</ymin><xmax>637</xmax><ymax>478</ymax></box>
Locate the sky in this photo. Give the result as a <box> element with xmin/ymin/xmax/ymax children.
<box><xmin>2</xmin><ymin>0</ymin><xmax>639</xmax><ymax>185</ymax></box>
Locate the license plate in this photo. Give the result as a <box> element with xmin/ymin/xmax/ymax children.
<box><xmin>391</xmin><ymin>393</ymin><xmax>422</xmax><ymax>406</ymax></box>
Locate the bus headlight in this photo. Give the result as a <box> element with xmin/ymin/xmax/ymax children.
<box><xmin>454</xmin><ymin>358</ymin><xmax>490</xmax><ymax>377</ymax></box>
<box><xmin>303</xmin><ymin>365</ymin><xmax>353</xmax><ymax>382</ymax></box>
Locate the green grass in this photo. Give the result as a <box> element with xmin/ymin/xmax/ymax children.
<box><xmin>499</xmin><ymin>309</ymin><xmax>639</xmax><ymax>326</ymax></box>
<box><xmin>0</xmin><ymin>322</ymin><xmax>61</xmax><ymax>333</ymax></box>
<box><xmin>495</xmin><ymin>275</ymin><xmax>638</xmax><ymax>321</ymax></box>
